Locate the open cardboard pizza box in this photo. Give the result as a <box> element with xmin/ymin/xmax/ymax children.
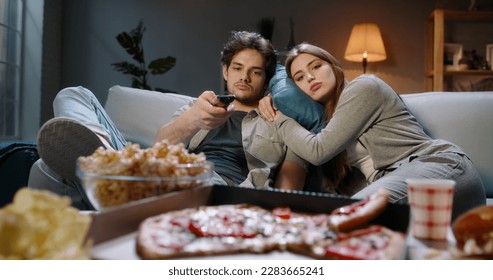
<box><xmin>86</xmin><ymin>185</ymin><xmax>410</xmax><ymax>260</ymax></box>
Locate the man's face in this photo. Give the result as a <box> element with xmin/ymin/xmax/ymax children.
<box><xmin>222</xmin><ymin>48</ymin><xmax>266</xmax><ymax>106</ymax></box>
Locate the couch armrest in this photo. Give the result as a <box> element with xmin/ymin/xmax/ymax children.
<box><xmin>0</xmin><ymin>142</ymin><xmax>39</xmax><ymax>207</ymax></box>
<box><xmin>105</xmin><ymin>85</ymin><xmax>195</xmax><ymax>147</ymax></box>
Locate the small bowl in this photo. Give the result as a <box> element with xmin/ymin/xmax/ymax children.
<box><xmin>76</xmin><ymin>160</ymin><xmax>214</xmax><ymax>210</ymax></box>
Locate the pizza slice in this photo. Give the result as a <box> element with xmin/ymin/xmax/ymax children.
<box><xmin>271</xmin><ymin>206</ymin><xmax>332</xmax><ymax>253</ymax></box>
<box><xmin>186</xmin><ymin>204</ymin><xmax>282</xmax><ymax>254</ymax></box>
<box><xmin>313</xmin><ymin>225</ymin><xmax>406</xmax><ymax>260</ymax></box>
<box><xmin>328</xmin><ymin>188</ymin><xmax>390</xmax><ymax>232</ymax></box>
<box><xmin>136</xmin><ymin>204</ymin><xmax>281</xmax><ymax>259</ymax></box>
<box><xmin>136</xmin><ymin>207</ymin><xmax>198</xmax><ymax>259</ymax></box>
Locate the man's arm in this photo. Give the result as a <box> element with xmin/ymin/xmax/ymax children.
<box><xmin>154</xmin><ymin>91</ymin><xmax>234</xmax><ymax>145</ymax></box>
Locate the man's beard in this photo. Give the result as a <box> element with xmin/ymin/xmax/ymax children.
<box><xmin>234</xmin><ymin>91</ymin><xmax>264</xmax><ymax>106</ymax></box>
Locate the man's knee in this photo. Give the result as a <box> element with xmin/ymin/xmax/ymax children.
<box><xmin>54</xmin><ymin>86</ymin><xmax>89</xmax><ymax>103</ymax></box>
<box><xmin>53</xmin><ymin>86</ymin><xmax>97</xmax><ymax>113</ymax></box>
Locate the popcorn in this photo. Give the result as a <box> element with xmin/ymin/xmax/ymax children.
<box><xmin>78</xmin><ymin>140</ymin><xmax>212</xmax><ymax>208</ymax></box>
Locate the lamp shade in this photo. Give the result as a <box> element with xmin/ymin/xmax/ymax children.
<box><xmin>344</xmin><ymin>23</ymin><xmax>387</xmax><ymax>63</ymax></box>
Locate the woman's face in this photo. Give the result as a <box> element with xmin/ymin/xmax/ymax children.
<box><xmin>290</xmin><ymin>53</ymin><xmax>336</xmax><ymax>104</ymax></box>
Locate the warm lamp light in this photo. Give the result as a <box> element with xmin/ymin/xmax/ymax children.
<box><xmin>344</xmin><ymin>23</ymin><xmax>387</xmax><ymax>73</ymax></box>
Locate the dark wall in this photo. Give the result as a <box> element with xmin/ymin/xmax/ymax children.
<box><xmin>40</xmin><ymin>0</ymin><xmax>493</xmax><ymax>123</ymax></box>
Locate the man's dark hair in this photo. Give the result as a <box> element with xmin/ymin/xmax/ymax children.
<box><xmin>221</xmin><ymin>31</ymin><xmax>277</xmax><ymax>85</ymax></box>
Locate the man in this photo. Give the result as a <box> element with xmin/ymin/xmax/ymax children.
<box><xmin>155</xmin><ymin>31</ymin><xmax>307</xmax><ymax>188</ymax></box>
<box><xmin>35</xmin><ymin>31</ymin><xmax>307</xmax><ymax>210</ymax></box>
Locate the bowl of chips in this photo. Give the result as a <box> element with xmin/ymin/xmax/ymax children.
<box><xmin>77</xmin><ymin>140</ymin><xmax>214</xmax><ymax>210</ymax></box>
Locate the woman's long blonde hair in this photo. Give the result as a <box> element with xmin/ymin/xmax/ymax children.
<box><xmin>285</xmin><ymin>43</ymin><xmax>352</xmax><ymax>193</ymax></box>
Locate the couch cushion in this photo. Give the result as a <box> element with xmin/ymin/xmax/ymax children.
<box><xmin>269</xmin><ymin>64</ymin><xmax>325</xmax><ymax>132</ymax></box>
<box><xmin>401</xmin><ymin>91</ymin><xmax>493</xmax><ymax>198</ymax></box>
<box><xmin>105</xmin><ymin>85</ymin><xmax>195</xmax><ymax>147</ymax></box>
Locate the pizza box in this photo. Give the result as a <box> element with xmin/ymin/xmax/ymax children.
<box><xmin>86</xmin><ymin>185</ymin><xmax>410</xmax><ymax>260</ymax></box>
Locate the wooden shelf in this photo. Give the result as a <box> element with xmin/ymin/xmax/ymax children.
<box><xmin>427</xmin><ymin>70</ymin><xmax>493</xmax><ymax>77</ymax></box>
<box><xmin>424</xmin><ymin>9</ymin><xmax>493</xmax><ymax>91</ymax></box>
<box><xmin>444</xmin><ymin>70</ymin><xmax>493</xmax><ymax>76</ymax></box>
<box><xmin>429</xmin><ymin>10</ymin><xmax>493</xmax><ymax>21</ymax></box>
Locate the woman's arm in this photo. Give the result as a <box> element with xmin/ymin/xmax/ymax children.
<box><xmin>274</xmin><ymin>76</ymin><xmax>385</xmax><ymax>165</ymax></box>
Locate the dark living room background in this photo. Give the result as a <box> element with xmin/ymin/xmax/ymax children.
<box><xmin>3</xmin><ymin>0</ymin><xmax>493</xmax><ymax>141</ymax></box>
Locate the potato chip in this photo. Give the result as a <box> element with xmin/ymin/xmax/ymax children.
<box><xmin>0</xmin><ymin>188</ymin><xmax>92</xmax><ymax>259</ymax></box>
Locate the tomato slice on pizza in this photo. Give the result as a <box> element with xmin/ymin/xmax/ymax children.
<box><xmin>272</xmin><ymin>206</ymin><xmax>292</xmax><ymax>219</ymax></box>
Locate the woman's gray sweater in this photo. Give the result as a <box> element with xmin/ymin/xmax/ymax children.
<box><xmin>274</xmin><ymin>75</ymin><xmax>463</xmax><ymax>170</ymax></box>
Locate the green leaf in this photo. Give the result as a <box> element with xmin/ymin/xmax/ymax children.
<box><xmin>115</xmin><ymin>32</ymin><xmax>132</xmax><ymax>50</ymax></box>
<box><xmin>112</xmin><ymin>62</ymin><xmax>146</xmax><ymax>77</ymax></box>
<box><xmin>115</xmin><ymin>25</ymin><xmax>145</xmax><ymax>64</ymax></box>
<box><xmin>131</xmin><ymin>20</ymin><xmax>145</xmax><ymax>44</ymax></box>
<box><xmin>112</xmin><ymin>20</ymin><xmax>177</xmax><ymax>93</ymax></box>
<box><xmin>129</xmin><ymin>21</ymin><xmax>145</xmax><ymax>63</ymax></box>
<box><xmin>115</xmin><ymin>33</ymin><xmax>142</xmax><ymax>64</ymax></box>
<box><xmin>148</xmin><ymin>56</ymin><xmax>176</xmax><ymax>75</ymax></box>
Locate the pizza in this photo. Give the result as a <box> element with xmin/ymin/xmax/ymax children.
<box><xmin>308</xmin><ymin>225</ymin><xmax>406</xmax><ymax>260</ymax></box>
<box><xmin>328</xmin><ymin>188</ymin><xmax>390</xmax><ymax>232</ymax></box>
<box><xmin>136</xmin><ymin>189</ymin><xmax>405</xmax><ymax>260</ymax></box>
<box><xmin>136</xmin><ymin>204</ymin><xmax>300</xmax><ymax>259</ymax></box>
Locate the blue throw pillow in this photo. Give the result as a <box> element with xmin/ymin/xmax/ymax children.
<box><xmin>268</xmin><ymin>64</ymin><xmax>325</xmax><ymax>133</ymax></box>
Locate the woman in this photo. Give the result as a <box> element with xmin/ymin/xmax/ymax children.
<box><xmin>259</xmin><ymin>43</ymin><xmax>485</xmax><ymax>219</ymax></box>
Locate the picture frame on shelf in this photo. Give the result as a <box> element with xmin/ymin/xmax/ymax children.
<box><xmin>444</xmin><ymin>43</ymin><xmax>463</xmax><ymax>71</ymax></box>
<box><xmin>486</xmin><ymin>44</ymin><xmax>493</xmax><ymax>70</ymax></box>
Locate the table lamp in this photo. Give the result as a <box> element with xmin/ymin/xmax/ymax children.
<box><xmin>344</xmin><ymin>23</ymin><xmax>387</xmax><ymax>73</ymax></box>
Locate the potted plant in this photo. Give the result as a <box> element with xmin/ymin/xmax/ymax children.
<box><xmin>112</xmin><ymin>20</ymin><xmax>176</xmax><ymax>92</ymax></box>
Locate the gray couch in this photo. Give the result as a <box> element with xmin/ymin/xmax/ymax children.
<box><xmin>401</xmin><ymin>91</ymin><xmax>493</xmax><ymax>204</ymax></box>
<box><xmin>28</xmin><ymin>86</ymin><xmax>493</xmax><ymax>207</ymax></box>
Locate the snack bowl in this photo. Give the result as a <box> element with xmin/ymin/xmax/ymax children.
<box><xmin>77</xmin><ymin>159</ymin><xmax>214</xmax><ymax>211</ymax></box>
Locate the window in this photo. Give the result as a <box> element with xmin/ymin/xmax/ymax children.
<box><xmin>0</xmin><ymin>0</ymin><xmax>23</xmax><ymax>140</ymax></box>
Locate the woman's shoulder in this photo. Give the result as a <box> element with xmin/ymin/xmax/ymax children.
<box><xmin>347</xmin><ymin>74</ymin><xmax>384</xmax><ymax>87</ymax></box>
<box><xmin>344</xmin><ymin>75</ymin><xmax>395</xmax><ymax>97</ymax></box>
<box><xmin>343</xmin><ymin>74</ymin><xmax>385</xmax><ymax>96</ymax></box>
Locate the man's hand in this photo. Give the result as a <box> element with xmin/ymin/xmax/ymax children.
<box><xmin>154</xmin><ymin>91</ymin><xmax>234</xmax><ymax>145</ymax></box>
<box><xmin>258</xmin><ymin>94</ymin><xmax>277</xmax><ymax>122</ymax></box>
<box><xmin>190</xmin><ymin>91</ymin><xmax>234</xmax><ymax>130</ymax></box>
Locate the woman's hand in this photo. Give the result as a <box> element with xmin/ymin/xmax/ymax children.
<box><xmin>258</xmin><ymin>94</ymin><xmax>277</xmax><ymax>122</ymax></box>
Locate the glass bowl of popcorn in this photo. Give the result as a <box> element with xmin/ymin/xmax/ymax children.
<box><xmin>76</xmin><ymin>141</ymin><xmax>214</xmax><ymax>211</ymax></box>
